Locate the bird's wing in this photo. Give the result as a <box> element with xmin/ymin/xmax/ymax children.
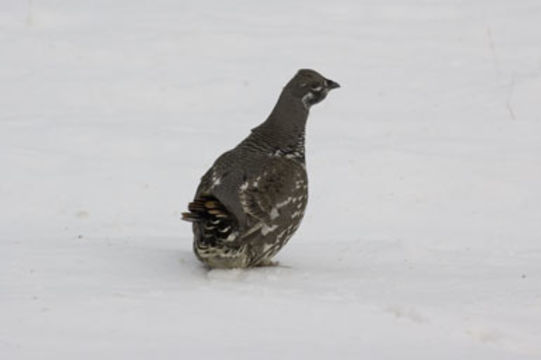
<box><xmin>238</xmin><ymin>157</ymin><xmax>305</xmax><ymax>224</ymax></box>
<box><xmin>191</xmin><ymin>149</ymin><xmax>306</xmax><ymax>232</ymax></box>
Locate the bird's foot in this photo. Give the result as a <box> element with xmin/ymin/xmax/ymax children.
<box><xmin>254</xmin><ymin>259</ymin><xmax>280</xmax><ymax>267</ymax></box>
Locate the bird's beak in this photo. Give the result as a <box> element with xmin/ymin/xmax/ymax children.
<box><xmin>326</xmin><ymin>79</ymin><xmax>340</xmax><ymax>90</ymax></box>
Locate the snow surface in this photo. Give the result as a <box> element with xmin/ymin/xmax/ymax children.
<box><xmin>1</xmin><ymin>0</ymin><xmax>541</xmax><ymax>359</ymax></box>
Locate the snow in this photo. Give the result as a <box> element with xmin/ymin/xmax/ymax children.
<box><xmin>1</xmin><ymin>0</ymin><xmax>541</xmax><ymax>358</ymax></box>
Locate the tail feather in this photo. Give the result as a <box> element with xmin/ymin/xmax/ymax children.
<box><xmin>182</xmin><ymin>195</ymin><xmax>236</xmax><ymax>245</ymax></box>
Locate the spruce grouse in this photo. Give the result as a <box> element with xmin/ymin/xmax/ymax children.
<box><xmin>182</xmin><ymin>69</ymin><xmax>339</xmax><ymax>268</ymax></box>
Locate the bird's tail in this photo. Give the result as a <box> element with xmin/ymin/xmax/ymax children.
<box><xmin>182</xmin><ymin>195</ymin><xmax>236</xmax><ymax>245</ymax></box>
<box><xmin>182</xmin><ymin>196</ymin><xmax>229</xmax><ymax>222</ymax></box>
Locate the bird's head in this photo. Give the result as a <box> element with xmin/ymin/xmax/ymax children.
<box><xmin>285</xmin><ymin>69</ymin><xmax>340</xmax><ymax>108</ymax></box>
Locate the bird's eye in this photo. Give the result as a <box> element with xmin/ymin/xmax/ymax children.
<box><xmin>310</xmin><ymin>83</ymin><xmax>323</xmax><ymax>92</ymax></box>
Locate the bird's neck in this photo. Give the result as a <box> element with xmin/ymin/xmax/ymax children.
<box><xmin>251</xmin><ymin>89</ymin><xmax>309</xmax><ymax>153</ymax></box>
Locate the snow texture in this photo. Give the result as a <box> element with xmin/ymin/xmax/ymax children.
<box><xmin>1</xmin><ymin>0</ymin><xmax>541</xmax><ymax>359</ymax></box>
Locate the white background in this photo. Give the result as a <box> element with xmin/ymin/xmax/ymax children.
<box><xmin>1</xmin><ymin>0</ymin><xmax>540</xmax><ymax>358</ymax></box>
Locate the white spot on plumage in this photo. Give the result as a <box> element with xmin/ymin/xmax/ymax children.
<box><xmin>208</xmin><ymin>169</ymin><xmax>222</xmax><ymax>189</ymax></box>
<box><xmin>285</xmin><ymin>152</ymin><xmax>302</xmax><ymax>159</ymax></box>
<box><xmin>262</xmin><ymin>243</ymin><xmax>274</xmax><ymax>253</ymax></box>
<box><xmin>225</xmin><ymin>231</ymin><xmax>238</xmax><ymax>242</ymax></box>
<box><xmin>270</xmin><ymin>207</ymin><xmax>279</xmax><ymax>220</ymax></box>
<box><xmin>276</xmin><ymin>197</ymin><xmax>293</xmax><ymax>208</ymax></box>
<box><xmin>302</xmin><ymin>92</ymin><xmax>315</xmax><ymax>109</ymax></box>
<box><xmin>261</xmin><ymin>224</ymin><xmax>278</xmax><ymax>236</ymax></box>
<box><xmin>252</xmin><ymin>175</ymin><xmax>262</xmax><ymax>188</ymax></box>
<box><xmin>218</xmin><ymin>226</ymin><xmax>231</xmax><ymax>233</ymax></box>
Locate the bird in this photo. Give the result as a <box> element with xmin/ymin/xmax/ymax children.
<box><xmin>182</xmin><ymin>69</ymin><xmax>339</xmax><ymax>268</ymax></box>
